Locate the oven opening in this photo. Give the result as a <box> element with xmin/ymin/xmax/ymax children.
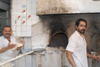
<box><xmin>48</xmin><ymin>33</ymin><xmax>68</xmax><ymax>48</ymax></box>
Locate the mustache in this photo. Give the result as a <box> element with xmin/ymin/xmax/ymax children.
<box><xmin>5</xmin><ymin>33</ymin><xmax>10</xmax><ymax>35</ymax></box>
<box><xmin>81</xmin><ymin>29</ymin><xmax>85</xmax><ymax>31</ymax></box>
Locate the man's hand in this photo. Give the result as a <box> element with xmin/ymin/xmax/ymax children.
<box><xmin>16</xmin><ymin>41</ymin><xmax>25</xmax><ymax>50</ymax></box>
<box><xmin>20</xmin><ymin>40</ymin><xmax>25</xmax><ymax>45</ymax></box>
<box><xmin>87</xmin><ymin>52</ymin><xmax>100</xmax><ymax>62</ymax></box>
<box><xmin>91</xmin><ymin>56</ymin><xmax>99</xmax><ymax>62</ymax></box>
<box><xmin>8</xmin><ymin>42</ymin><xmax>16</xmax><ymax>49</ymax></box>
<box><xmin>0</xmin><ymin>42</ymin><xmax>16</xmax><ymax>53</ymax></box>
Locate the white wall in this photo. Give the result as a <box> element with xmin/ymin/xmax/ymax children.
<box><xmin>37</xmin><ymin>0</ymin><xmax>100</xmax><ymax>15</ymax></box>
<box><xmin>11</xmin><ymin>0</ymin><xmax>39</xmax><ymax>37</ymax></box>
<box><xmin>32</xmin><ymin>22</ymin><xmax>50</xmax><ymax>50</ymax></box>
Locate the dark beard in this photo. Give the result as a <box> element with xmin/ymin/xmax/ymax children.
<box><xmin>78</xmin><ymin>29</ymin><xmax>85</xmax><ymax>34</ymax></box>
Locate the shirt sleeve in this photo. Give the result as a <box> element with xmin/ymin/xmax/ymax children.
<box><xmin>0</xmin><ymin>39</ymin><xmax>3</xmax><ymax>49</ymax></box>
<box><xmin>66</xmin><ymin>39</ymin><xmax>77</xmax><ymax>52</ymax></box>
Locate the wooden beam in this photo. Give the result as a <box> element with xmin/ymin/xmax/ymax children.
<box><xmin>0</xmin><ymin>51</ymin><xmax>34</xmax><ymax>66</ymax></box>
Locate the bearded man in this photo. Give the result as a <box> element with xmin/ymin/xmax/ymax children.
<box><xmin>66</xmin><ymin>18</ymin><xmax>99</xmax><ymax>67</ymax></box>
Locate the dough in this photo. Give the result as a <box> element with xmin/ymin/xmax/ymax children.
<box><xmin>12</xmin><ymin>42</ymin><xmax>23</xmax><ymax>50</ymax></box>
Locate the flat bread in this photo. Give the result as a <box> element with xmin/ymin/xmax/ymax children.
<box><xmin>12</xmin><ymin>42</ymin><xmax>23</xmax><ymax>50</ymax></box>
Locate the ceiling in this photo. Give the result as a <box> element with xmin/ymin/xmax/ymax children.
<box><xmin>0</xmin><ymin>0</ymin><xmax>11</xmax><ymax>5</ymax></box>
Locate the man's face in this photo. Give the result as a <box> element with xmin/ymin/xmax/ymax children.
<box><xmin>3</xmin><ymin>27</ymin><xmax>12</xmax><ymax>38</ymax></box>
<box><xmin>76</xmin><ymin>21</ymin><xmax>87</xmax><ymax>34</ymax></box>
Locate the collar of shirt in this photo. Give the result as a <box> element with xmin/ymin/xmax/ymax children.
<box><xmin>3</xmin><ymin>35</ymin><xmax>12</xmax><ymax>39</ymax></box>
<box><xmin>75</xmin><ymin>31</ymin><xmax>85</xmax><ymax>40</ymax></box>
<box><xmin>75</xmin><ymin>31</ymin><xmax>80</xmax><ymax>37</ymax></box>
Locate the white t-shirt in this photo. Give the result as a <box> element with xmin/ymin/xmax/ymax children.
<box><xmin>0</xmin><ymin>36</ymin><xmax>17</xmax><ymax>66</ymax></box>
<box><xmin>66</xmin><ymin>31</ymin><xmax>88</xmax><ymax>67</ymax></box>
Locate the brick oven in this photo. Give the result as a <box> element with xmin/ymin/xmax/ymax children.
<box><xmin>31</xmin><ymin>0</ymin><xmax>100</xmax><ymax>67</ymax></box>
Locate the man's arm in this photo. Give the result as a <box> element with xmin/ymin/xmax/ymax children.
<box><xmin>0</xmin><ymin>46</ymin><xmax>10</xmax><ymax>53</ymax></box>
<box><xmin>66</xmin><ymin>50</ymin><xmax>77</xmax><ymax>67</ymax></box>
<box><xmin>0</xmin><ymin>42</ymin><xmax>15</xmax><ymax>53</ymax></box>
<box><xmin>87</xmin><ymin>52</ymin><xmax>99</xmax><ymax>62</ymax></box>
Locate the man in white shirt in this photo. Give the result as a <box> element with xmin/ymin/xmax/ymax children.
<box><xmin>0</xmin><ymin>26</ymin><xmax>24</xmax><ymax>67</ymax></box>
<box><xmin>66</xmin><ymin>18</ymin><xmax>99</xmax><ymax>67</ymax></box>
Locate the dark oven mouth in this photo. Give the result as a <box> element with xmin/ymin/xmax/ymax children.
<box><xmin>48</xmin><ymin>32</ymin><xmax>68</xmax><ymax>48</ymax></box>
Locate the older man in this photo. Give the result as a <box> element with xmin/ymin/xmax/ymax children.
<box><xmin>0</xmin><ymin>26</ymin><xmax>24</xmax><ymax>67</ymax></box>
<box><xmin>66</xmin><ymin>18</ymin><xmax>99</xmax><ymax>67</ymax></box>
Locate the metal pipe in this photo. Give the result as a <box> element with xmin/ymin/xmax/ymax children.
<box><xmin>0</xmin><ymin>51</ymin><xmax>34</xmax><ymax>66</ymax></box>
